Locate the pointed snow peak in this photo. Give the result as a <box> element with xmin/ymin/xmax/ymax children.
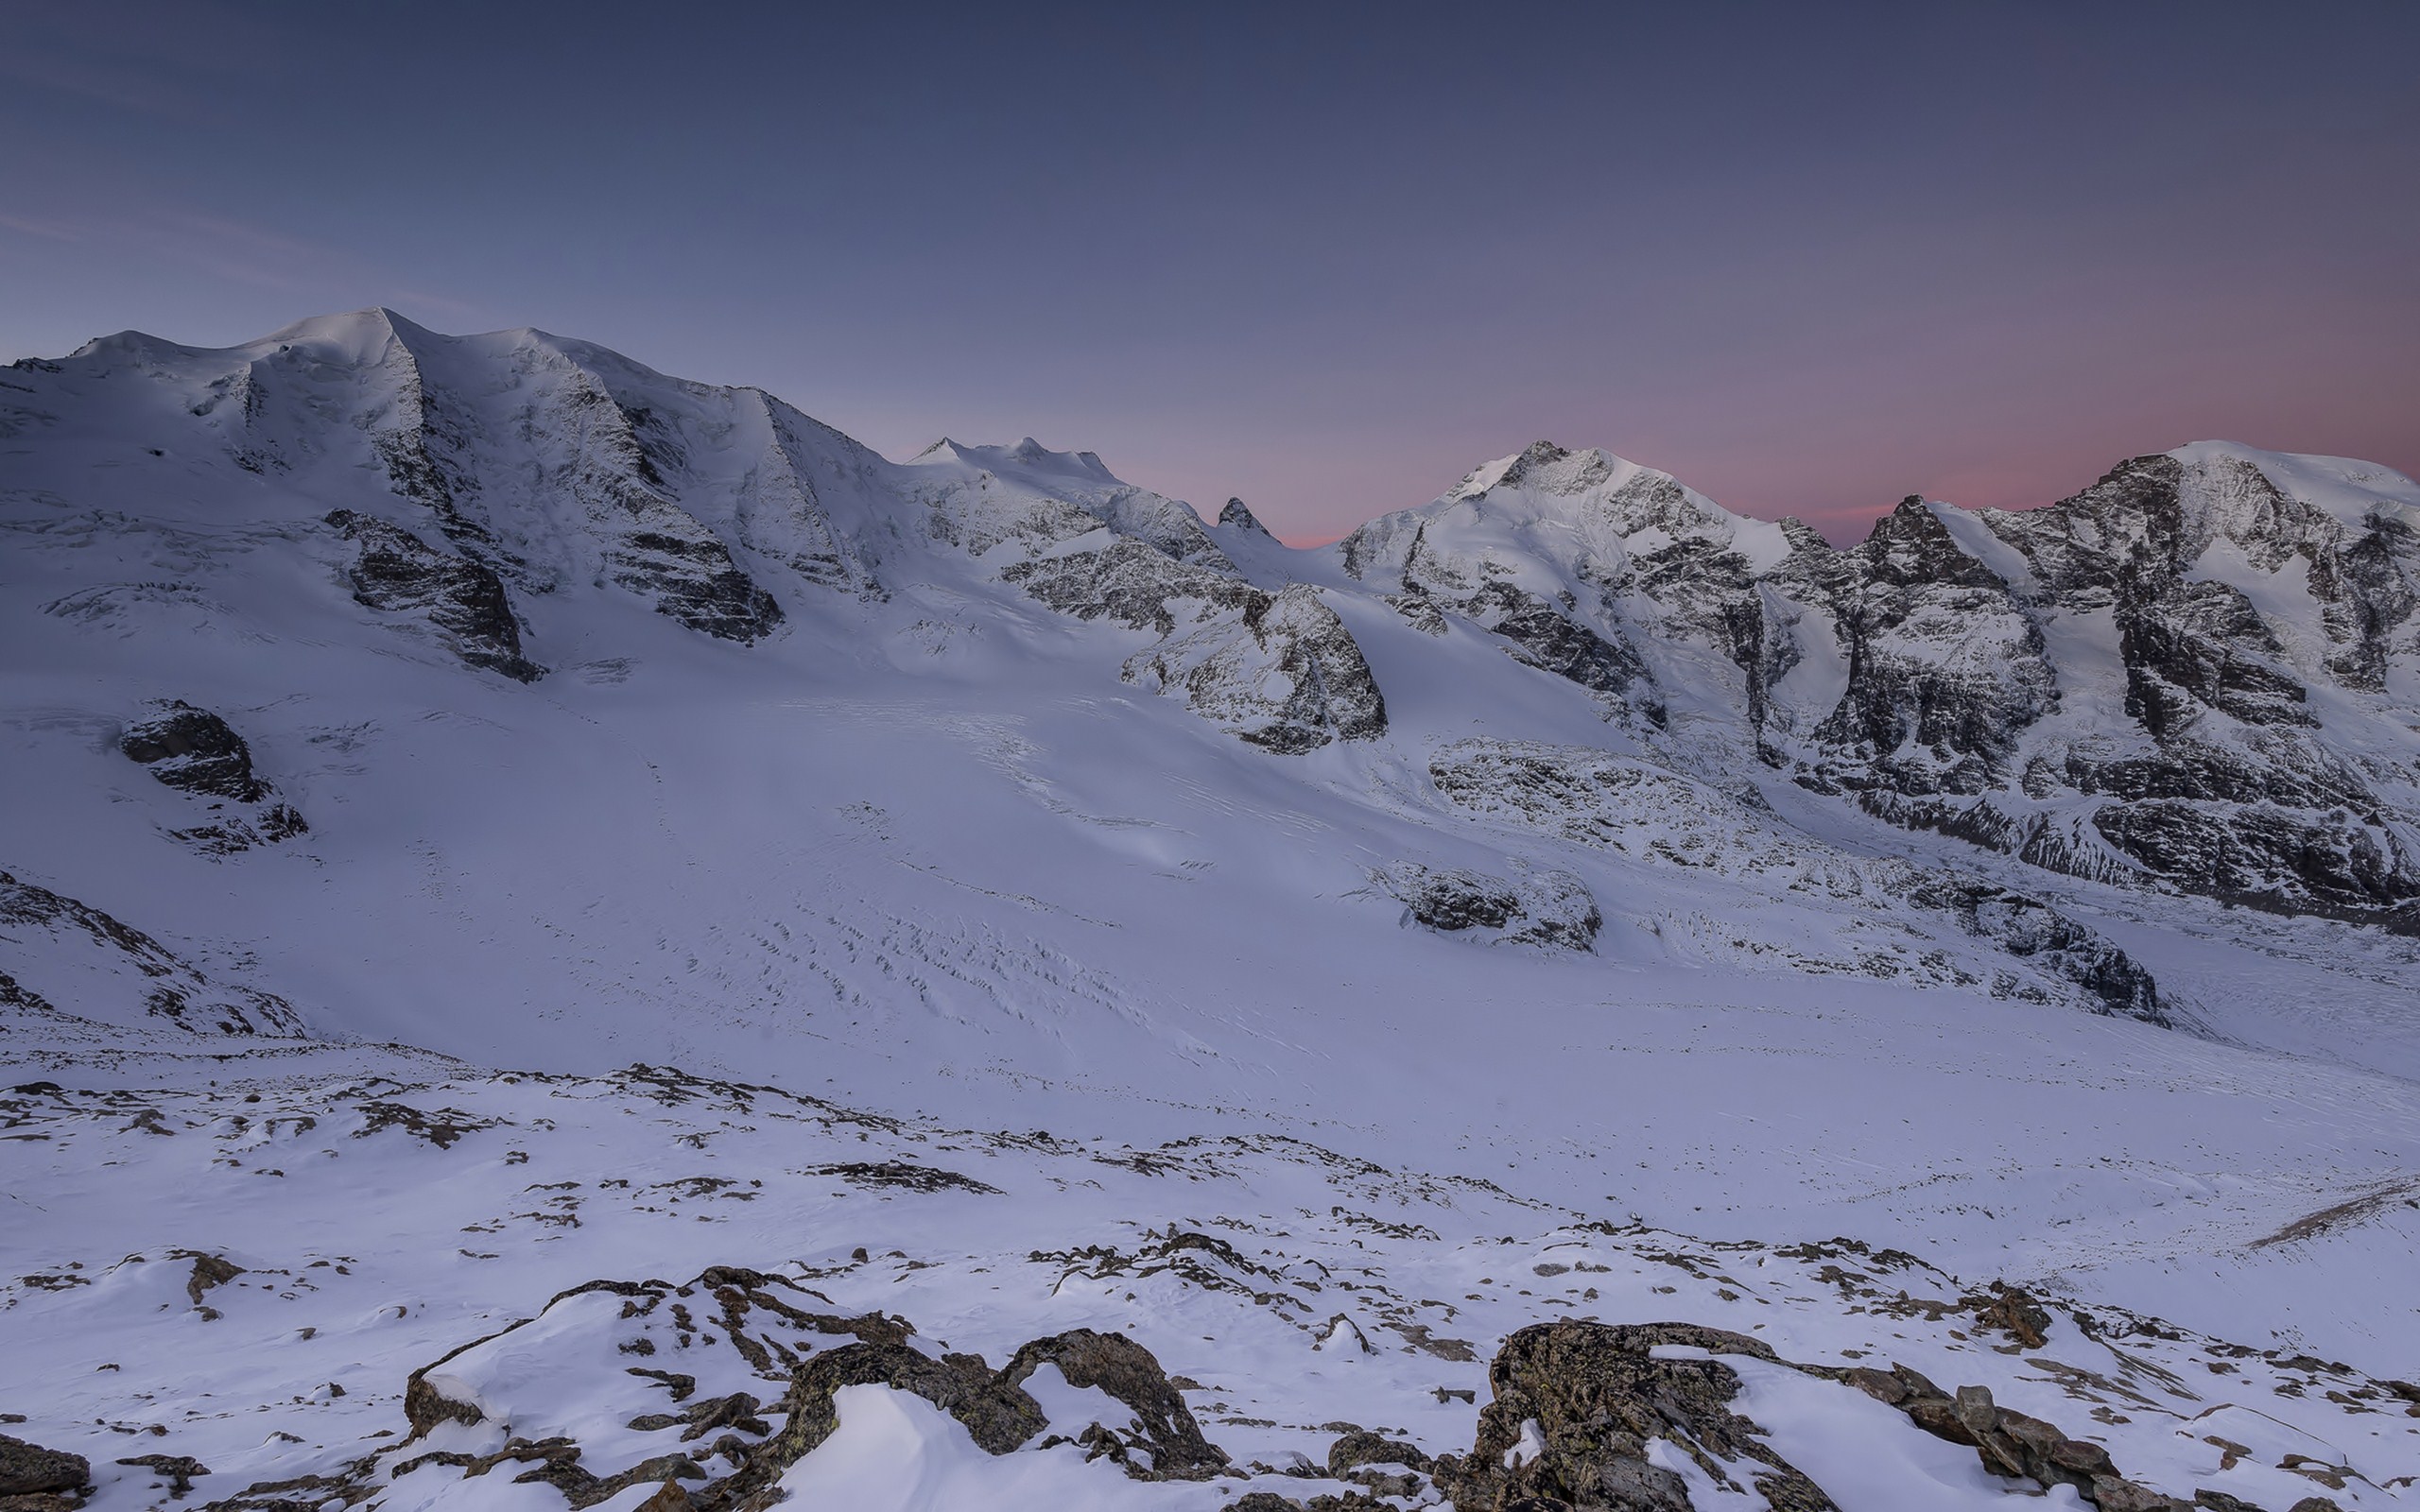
<box><xmin>1218</xmin><ymin>497</ymin><xmax>1274</xmax><ymax>537</ymax></box>
<box><xmin>906</xmin><ymin>436</ymin><xmax>1119</xmax><ymax>485</ymax></box>
<box><xmin>254</xmin><ymin>307</ymin><xmax>431</xmax><ymax>363</ymax></box>
<box><xmin>1501</xmin><ymin>439</ymin><xmax>1572</xmax><ymax>486</ymax></box>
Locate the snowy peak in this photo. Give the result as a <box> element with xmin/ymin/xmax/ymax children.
<box><xmin>8</xmin><ymin>309</ymin><xmax>2420</xmax><ymax>927</ymax></box>
<box><xmin>905</xmin><ymin>436</ymin><xmax>1118</xmax><ymax>487</ymax></box>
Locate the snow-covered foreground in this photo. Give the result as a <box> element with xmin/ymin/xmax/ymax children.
<box><xmin>4</xmin><ymin>310</ymin><xmax>2418</xmax><ymax>1510</ymax></box>
<box><xmin>3</xmin><ymin>1054</ymin><xmax>2414</xmax><ymax>1511</ymax></box>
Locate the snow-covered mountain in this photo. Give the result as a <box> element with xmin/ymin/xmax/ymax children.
<box><xmin>4</xmin><ymin>311</ymin><xmax>2417</xmax><ymax>1512</ymax></box>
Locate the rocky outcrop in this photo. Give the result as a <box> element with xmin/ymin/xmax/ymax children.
<box><xmin>1427</xmin><ymin>740</ymin><xmax>2173</xmax><ymax>1021</ymax></box>
<box><xmin>325</xmin><ymin>510</ymin><xmax>542</xmax><ymax>680</ymax></box>
<box><xmin>1464</xmin><ymin>581</ymin><xmax>1665</xmax><ymax>724</ymax></box>
<box><xmin>1842</xmin><ymin>1369</ymin><xmax>2200</xmax><ymax>1511</ymax></box>
<box><xmin>0</xmin><ymin>869</ymin><xmax>302</xmax><ymax>1037</ymax></box>
<box><xmin>1894</xmin><ymin>874</ymin><xmax>2169</xmax><ymax>1023</ymax></box>
<box><xmin>0</xmin><ymin>1435</ymin><xmax>91</xmax><ymax>1502</ymax></box>
<box><xmin>1003</xmin><ymin>538</ymin><xmax>1256</xmax><ymax>636</ymax></box>
<box><xmin>233</xmin><ymin>1269</ymin><xmax>1231</xmax><ymax>1512</ymax></box>
<box><xmin>1340</xmin><ymin>436</ymin><xmax>2420</xmax><ymax>933</ymax></box>
<box><xmin>117</xmin><ymin>702</ymin><xmax>306</xmax><ymax>854</ymax></box>
<box><xmin>1376</xmin><ymin>862</ymin><xmax>1599</xmax><ymax>951</ymax></box>
<box><xmin>1804</xmin><ymin>498</ymin><xmax>2056</xmax><ymax>796</ymax></box>
<box><xmin>1002</xmin><ymin>1329</ymin><xmax>1232</xmax><ymax>1482</ymax></box>
<box><xmin>1219</xmin><ymin>497</ymin><xmax>1275</xmax><ymax>537</ymax></box>
<box><xmin>117</xmin><ymin>702</ymin><xmax>268</xmax><ymax>802</ymax></box>
<box><xmin>1434</xmin><ymin>1320</ymin><xmax>1836</xmax><ymax>1511</ymax></box>
<box><xmin>1009</xmin><ymin>533</ymin><xmax>1387</xmax><ymax>751</ymax></box>
<box><xmin>1128</xmin><ymin>585</ymin><xmax>1388</xmax><ymax>752</ymax></box>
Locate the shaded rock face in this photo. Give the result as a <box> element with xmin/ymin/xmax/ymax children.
<box><xmin>1435</xmin><ymin>1320</ymin><xmax>1837</xmax><ymax>1512</ymax></box>
<box><xmin>1948</xmin><ymin>456</ymin><xmax>2420</xmax><ymax>931</ymax></box>
<box><xmin>1426</xmin><ymin>740</ymin><xmax>2173</xmax><ymax>1022</ymax></box>
<box><xmin>1002</xmin><ymin>1329</ymin><xmax>1232</xmax><ymax>1482</ymax></box>
<box><xmin>325</xmin><ymin>509</ymin><xmax>542</xmax><ymax>680</ymax></box>
<box><xmin>1219</xmin><ymin>497</ymin><xmax>1276</xmax><ymax>537</ymax></box>
<box><xmin>408</xmin><ymin>348</ymin><xmax>786</xmax><ymax>643</ymax></box>
<box><xmin>1345</xmin><ymin>438</ymin><xmax>2420</xmax><ymax>933</ymax></box>
<box><xmin>1806</xmin><ymin>499</ymin><xmax>2056</xmax><ymax>797</ymax></box>
<box><xmin>1003</xmin><ymin>538</ymin><xmax>1257</xmax><ymax>638</ymax></box>
<box><xmin>1016</xmin><ymin>538</ymin><xmax>1388</xmax><ymax>752</ymax></box>
<box><xmin>117</xmin><ymin>702</ymin><xmax>263</xmax><ymax>802</ymax></box>
<box><xmin>1377</xmin><ymin>862</ymin><xmax>1600</xmax><ymax>952</ymax></box>
<box><xmin>1135</xmin><ymin>584</ymin><xmax>1386</xmax><ymax>754</ymax></box>
<box><xmin>116</xmin><ymin>702</ymin><xmax>307</xmax><ymax>855</ymax></box>
<box><xmin>1465</xmin><ymin>581</ymin><xmax>1665</xmax><ymax>726</ymax></box>
<box><xmin>1896</xmin><ymin>875</ymin><xmax>2169</xmax><ymax>1023</ymax></box>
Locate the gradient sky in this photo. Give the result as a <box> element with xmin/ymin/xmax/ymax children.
<box><xmin>5</xmin><ymin>2</ymin><xmax>2415</xmax><ymax>543</ymax></box>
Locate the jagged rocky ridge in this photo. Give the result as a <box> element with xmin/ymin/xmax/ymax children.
<box><xmin>1342</xmin><ymin>441</ymin><xmax>2420</xmax><ymax>933</ymax></box>
<box><xmin>4</xmin><ymin>309</ymin><xmax>2417</xmax><ymax>957</ymax></box>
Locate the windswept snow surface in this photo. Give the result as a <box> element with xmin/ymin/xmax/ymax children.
<box><xmin>3</xmin><ymin>313</ymin><xmax>2417</xmax><ymax>1511</ymax></box>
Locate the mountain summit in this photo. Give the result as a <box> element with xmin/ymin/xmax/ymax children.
<box><xmin>5</xmin><ymin>313</ymin><xmax>2419</xmax><ymax>1511</ymax></box>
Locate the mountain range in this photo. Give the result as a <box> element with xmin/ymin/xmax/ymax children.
<box><xmin>3</xmin><ymin>310</ymin><xmax>2416</xmax><ymax>1512</ymax></box>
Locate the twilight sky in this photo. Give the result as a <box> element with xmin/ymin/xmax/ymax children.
<box><xmin>5</xmin><ymin>3</ymin><xmax>2415</xmax><ymax>544</ymax></box>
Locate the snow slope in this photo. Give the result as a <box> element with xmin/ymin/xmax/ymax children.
<box><xmin>2</xmin><ymin>312</ymin><xmax>2416</xmax><ymax>1512</ymax></box>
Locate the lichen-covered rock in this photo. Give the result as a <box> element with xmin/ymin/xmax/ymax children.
<box><xmin>0</xmin><ymin>1436</ymin><xmax>89</xmax><ymax>1498</ymax></box>
<box><xmin>1002</xmin><ymin>1329</ymin><xmax>1230</xmax><ymax>1481</ymax></box>
<box><xmin>326</xmin><ymin>509</ymin><xmax>542</xmax><ymax>680</ymax></box>
<box><xmin>1436</xmin><ymin>1320</ymin><xmax>1836</xmax><ymax>1512</ymax></box>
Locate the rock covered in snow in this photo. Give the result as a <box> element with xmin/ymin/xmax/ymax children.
<box><xmin>1375</xmin><ymin>861</ymin><xmax>1599</xmax><ymax>951</ymax></box>
<box><xmin>1126</xmin><ymin>584</ymin><xmax>1387</xmax><ymax>752</ymax></box>
<box><xmin>0</xmin><ymin>870</ymin><xmax>302</xmax><ymax>1038</ymax></box>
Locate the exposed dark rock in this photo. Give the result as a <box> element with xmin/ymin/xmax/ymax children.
<box><xmin>0</xmin><ymin>1437</ymin><xmax>89</xmax><ymax>1498</ymax></box>
<box><xmin>117</xmin><ymin>702</ymin><xmax>308</xmax><ymax>854</ymax></box>
<box><xmin>1969</xmin><ymin>1281</ymin><xmax>2053</xmax><ymax>1349</ymax></box>
<box><xmin>1327</xmin><ymin>1430</ymin><xmax>1431</xmax><ymax>1478</ymax></box>
<box><xmin>0</xmin><ymin>870</ymin><xmax>302</xmax><ymax>1036</ymax></box>
<box><xmin>2118</xmin><ymin>580</ymin><xmax>2310</xmax><ymax>736</ymax></box>
<box><xmin>1004</xmin><ymin>538</ymin><xmax>1255</xmax><ymax>637</ymax></box>
<box><xmin>610</xmin><ymin>531</ymin><xmax>784</xmax><ymax>644</ymax></box>
<box><xmin>703</xmin><ymin>1339</ymin><xmax>1046</xmax><ymax>1508</ymax></box>
<box><xmin>113</xmin><ymin>1456</ymin><xmax>207</xmax><ymax>1500</ymax></box>
<box><xmin>178</xmin><ymin>1251</ymin><xmax>243</xmax><ymax>1320</ymax></box>
<box><xmin>325</xmin><ymin>510</ymin><xmax>543</xmax><ymax>680</ymax></box>
<box><xmin>1436</xmin><ymin>1320</ymin><xmax>1835</xmax><ymax>1512</ymax></box>
<box><xmin>1123</xmin><ymin>582</ymin><xmax>1387</xmax><ymax>752</ymax></box>
<box><xmin>1376</xmin><ymin>863</ymin><xmax>1599</xmax><ymax>952</ymax></box>
<box><xmin>1219</xmin><ymin>497</ymin><xmax>1275</xmax><ymax>537</ymax></box>
<box><xmin>1896</xmin><ymin>874</ymin><xmax>2169</xmax><ymax>1023</ymax></box>
<box><xmin>1003</xmin><ymin>1329</ymin><xmax>1230</xmax><ymax>1480</ymax></box>
<box><xmin>801</xmin><ymin>1160</ymin><xmax>1001</xmax><ymax>1194</ymax></box>
<box><xmin>1463</xmin><ymin>582</ymin><xmax>1665</xmax><ymax>725</ymax></box>
<box><xmin>1806</xmin><ymin>499</ymin><xmax>2055</xmax><ymax>797</ymax></box>
<box><xmin>118</xmin><ymin>702</ymin><xmax>265</xmax><ymax>802</ymax></box>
